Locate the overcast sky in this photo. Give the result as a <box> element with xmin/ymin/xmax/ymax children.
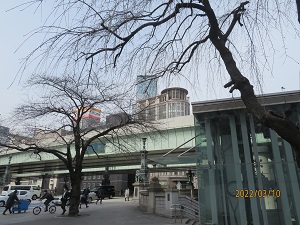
<box><xmin>1</xmin><ymin>1</ymin><xmax>300</xmax><ymax>122</ymax></box>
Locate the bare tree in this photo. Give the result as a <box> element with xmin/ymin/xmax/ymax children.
<box><xmin>297</xmin><ymin>0</ymin><xmax>300</xmax><ymax>22</ymax></box>
<box><xmin>0</xmin><ymin>73</ymin><xmax>151</xmax><ymax>216</ymax></box>
<box><xmin>15</xmin><ymin>1</ymin><xmax>300</xmax><ymax>165</ymax></box>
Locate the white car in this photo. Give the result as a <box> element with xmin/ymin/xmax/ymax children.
<box><xmin>81</xmin><ymin>190</ymin><xmax>97</xmax><ymax>203</ymax></box>
<box><xmin>52</xmin><ymin>195</ymin><xmax>67</xmax><ymax>206</ymax></box>
<box><xmin>0</xmin><ymin>190</ymin><xmax>32</xmax><ymax>207</ymax></box>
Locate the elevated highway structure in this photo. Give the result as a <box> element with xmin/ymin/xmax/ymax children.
<box><xmin>0</xmin><ymin>115</ymin><xmax>199</xmax><ymax>179</ymax></box>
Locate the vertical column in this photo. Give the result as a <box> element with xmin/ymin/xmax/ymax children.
<box><xmin>205</xmin><ymin>118</ymin><xmax>219</xmax><ymax>225</ymax></box>
<box><xmin>270</xmin><ymin>130</ymin><xmax>292</xmax><ymax>225</ymax></box>
<box><xmin>195</xmin><ymin>116</ymin><xmax>207</xmax><ymax>225</ymax></box>
<box><xmin>240</xmin><ymin>113</ymin><xmax>262</xmax><ymax>225</ymax></box>
<box><xmin>282</xmin><ymin>140</ymin><xmax>300</xmax><ymax>223</ymax></box>
<box><xmin>3</xmin><ymin>156</ymin><xmax>12</xmax><ymax>185</ymax></box>
<box><xmin>249</xmin><ymin>117</ymin><xmax>269</xmax><ymax>225</ymax></box>
<box><xmin>41</xmin><ymin>174</ymin><xmax>51</xmax><ymax>189</ymax></box>
<box><xmin>229</xmin><ymin>115</ymin><xmax>247</xmax><ymax>225</ymax></box>
<box><xmin>102</xmin><ymin>167</ymin><xmax>110</xmax><ymax>185</ymax></box>
<box><xmin>215</xmin><ymin>138</ymin><xmax>229</xmax><ymax>225</ymax></box>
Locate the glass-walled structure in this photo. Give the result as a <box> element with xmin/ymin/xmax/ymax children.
<box><xmin>192</xmin><ymin>91</ymin><xmax>300</xmax><ymax>225</ymax></box>
<box><xmin>136</xmin><ymin>87</ymin><xmax>190</xmax><ymax>121</ymax></box>
<box><xmin>136</xmin><ymin>75</ymin><xmax>158</xmax><ymax>101</ymax></box>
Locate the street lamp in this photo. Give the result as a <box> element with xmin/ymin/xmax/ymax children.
<box><xmin>140</xmin><ymin>138</ymin><xmax>148</xmax><ymax>185</ymax></box>
<box><xmin>186</xmin><ymin>169</ymin><xmax>195</xmax><ymax>198</ymax></box>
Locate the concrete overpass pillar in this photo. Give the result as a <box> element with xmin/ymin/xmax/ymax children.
<box><xmin>41</xmin><ymin>174</ymin><xmax>51</xmax><ymax>190</ymax></box>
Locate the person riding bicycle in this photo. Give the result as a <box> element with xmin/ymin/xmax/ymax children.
<box><xmin>40</xmin><ymin>190</ymin><xmax>54</xmax><ymax>212</ymax></box>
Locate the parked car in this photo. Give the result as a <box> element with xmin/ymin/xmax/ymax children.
<box><xmin>2</xmin><ymin>185</ymin><xmax>41</xmax><ymax>200</ymax></box>
<box><xmin>81</xmin><ymin>189</ymin><xmax>97</xmax><ymax>203</ymax></box>
<box><xmin>0</xmin><ymin>190</ymin><xmax>32</xmax><ymax>207</ymax></box>
<box><xmin>90</xmin><ymin>186</ymin><xmax>115</xmax><ymax>199</ymax></box>
<box><xmin>52</xmin><ymin>195</ymin><xmax>68</xmax><ymax>206</ymax></box>
<box><xmin>52</xmin><ymin>189</ymin><xmax>97</xmax><ymax>205</ymax></box>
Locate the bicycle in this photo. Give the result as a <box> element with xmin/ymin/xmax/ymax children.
<box><xmin>33</xmin><ymin>201</ymin><xmax>56</xmax><ymax>215</ymax></box>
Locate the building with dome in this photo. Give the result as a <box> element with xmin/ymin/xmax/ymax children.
<box><xmin>136</xmin><ymin>87</ymin><xmax>190</xmax><ymax>121</ymax></box>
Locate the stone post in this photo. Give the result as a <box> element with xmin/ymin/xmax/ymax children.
<box><xmin>165</xmin><ymin>189</ymin><xmax>179</xmax><ymax>217</ymax></box>
<box><xmin>147</xmin><ymin>177</ymin><xmax>163</xmax><ymax>213</ymax></box>
<box><xmin>133</xmin><ymin>182</ymin><xmax>148</xmax><ymax>200</ymax></box>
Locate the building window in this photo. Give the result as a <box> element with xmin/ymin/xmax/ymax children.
<box><xmin>159</xmin><ymin>104</ymin><xmax>166</xmax><ymax>119</ymax></box>
<box><xmin>176</xmin><ymin>90</ymin><xmax>180</xmax><ymax>99</ymax></box>
<box><xmin>160</xmin><ymin>95</ymin><xmax>167</xmax><ymax>102</ymax></box>
<box><xmin>186</xmin><ymin>102</ymin><xmax>190</xmax><ymax>115</ymax></box>
<box><xmin>148</xmin><ymin>107</ymin><xmax>156</xmax><ymax>121</ymax></box>
<box><xmin>176</xmin><ymin>103</ymin><xmax>181</xmax><ymax>116</ymax></box>
<box><xmin>168</xmin><ymin>91</ymin><xmax>172</xmax><ymax>100</ymax></box>
<box><xmin>180</xmin><ymin>91</ymin><xmax>184</xmax><ymax>100</ymax></box>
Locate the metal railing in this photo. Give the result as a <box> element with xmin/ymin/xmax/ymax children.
<box><xmin>162</xmin><ymin>134</ymin><xmax>200</xmax><ymax>157</ymax></box>
<box><xmin>170</xmin><ymin>203</ymin><xmax>200</xmax><ymax>224</ymax></box>
<box><xmin>170</xmin><ymin>204</ymin><xmax>184</xmax><ymax>223</ymax></box>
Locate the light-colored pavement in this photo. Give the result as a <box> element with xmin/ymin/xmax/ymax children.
<box><xmin>0</xmin><ymin>197</ymin><xmax>176</xmax><ymax>225</ymax></box>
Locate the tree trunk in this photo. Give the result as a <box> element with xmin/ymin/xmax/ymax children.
<box><xmin>68</xmin><ymin>172</ymin><xmax>82</xmax><ymax>216</ymax></box>
<box><xmin>210</xmin><ymin>34</ymin><xmax>300</xmax><ymax>166</ymax></box>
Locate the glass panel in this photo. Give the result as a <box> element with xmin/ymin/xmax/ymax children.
<box><xmin>176</xmin><ymin>90</ymin><xmax>180</xmax><ymax>99</ymax></box>
<box><xmin>148</xmin><ymin>107</ymin><xmax>156</xmax><ymax>121</ymax></box>
<box><xmin>159</xmin><ymin>104</ymin><xmax>166</xmax><ymax>119</ymax></box>
<box><xmin>195</xmin><ymin>108</ymin><xmax>300</xmax><ymax>225</ymax></box>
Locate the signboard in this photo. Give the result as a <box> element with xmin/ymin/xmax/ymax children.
<box><xmin>87</xmin><ymin>143</ymin><xmax>105</xmax><ymax>154</ymax></box>
<box><xmin>73</xmin><ymin>107</ymin><xmax>101</xmax><ymax>120</ymax></box>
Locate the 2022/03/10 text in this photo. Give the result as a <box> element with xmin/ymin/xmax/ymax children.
<box><xmin>235</xmin><ymin>189</ymin><xmax>281</xmax><ymax>198</ymax></box>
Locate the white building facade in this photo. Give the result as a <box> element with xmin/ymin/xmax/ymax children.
<box><xmin>136</xmin><ymin>87</ymin><xmax>190</xmax><ymax>121</ymax></box>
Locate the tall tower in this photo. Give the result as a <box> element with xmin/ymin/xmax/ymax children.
<box><xmin>0</xmin><ymin>126</ymin><xmax>9</xmax><ymax>143</ymax></box>
<box><xmin>136</xmin><ymin>75</ymin><xmax>157</xmax><ymax>101</ymax></box>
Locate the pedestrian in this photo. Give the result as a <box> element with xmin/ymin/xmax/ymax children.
<box><xmin>79</xmin><ymin>188</ymin><xmax>90</xmax><ymax>208</ymax></box>
<box><xmin>61</xmin><ymin>186</ymin><xmax>70</xmax><ymax>215</ymax></box>
<box><xmin>124</xmin><ymin>188</ymin><xmax>130</xmax><ymax>201</ymax></box>
<box><xmin>2</xmin><ymin>190</ymin><xmax>19</xmax><ymax>215</ymax></box>
<box><xmin>40</xmin><ymin>190</ymin><xmax>54</xmax><ymax>212</ymax></box>
<box><xmin>95</xmin><ymin>188</ymin><xmax>103</xmax><ymax>204</ymax></box>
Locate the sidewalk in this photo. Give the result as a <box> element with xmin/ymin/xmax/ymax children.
<box><xmin>0</xmin><ymin>197</ymin><xmax>176</xmax><ymax>225</ymax></box>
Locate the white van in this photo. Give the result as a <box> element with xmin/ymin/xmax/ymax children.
<box><xmin>2</xmin><ymin>185</ymin><xmax>41</xmax><ymax>200</ymax></box>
